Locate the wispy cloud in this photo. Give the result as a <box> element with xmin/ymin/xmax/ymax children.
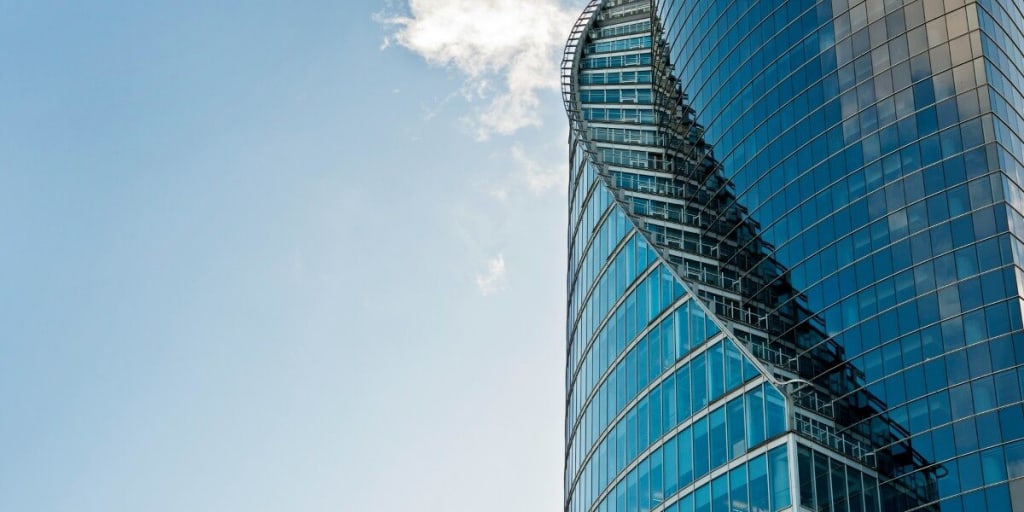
<box><xmin>377</xmin><ymin>0</ymin><xmax>579</xmax><ymax>139</ymax></box>
<box><xmin>475</xmin><ymin>254</ymin><xmax>507</xmax><ymax>296</ymax></box>
<box><xmin>484</xmin><ymin>129</ymin><xmax>569</xmax><ymax>201</ymax></box>
<box><xmin>510</xmin><ymin>143</ymin><xmax>566</xmax><ymax>195</ymax></box>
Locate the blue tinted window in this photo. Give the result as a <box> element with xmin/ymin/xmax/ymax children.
<box><xmin>711</xmin><ymin>475</ymin><xmax>728</xmax><ymax>512</ymax></box>
<box><xmin>749</xmin><ymin>454</ymin><xmax>769</xmax><ymax>512</ymax></box>
<box><xmin>730</xmin><ymin>463</ymin><xmax>749</xmax><ymax>512</ymax></box>
<box><xmin>693</xmin><ymin>417</ymin><xmax>709</xmax><ymax>479</ymax></box>
<box><xmin>727</xmin><ymin>397</ymin><xmax>745</xmax><ymax>459</ymax></box>
<box><xmin>709</xmin><ymin>407</ymin><xmax>727</xmax><ymax>469</ymax></box>
<box><xmin>766</xmin><ymin>387</ymin><xmax>786</xmax><ymax>437</ymax></box>
<box><xmin>770</xmin><ymin>446</ymin><xmax>791</xmax><ymax>510</ymax></box>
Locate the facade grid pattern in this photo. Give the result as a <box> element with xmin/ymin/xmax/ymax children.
<box><xmin>565</xmin><ymin>0</ymin><xmax>1024</xmax><ymax>511</ymax></box>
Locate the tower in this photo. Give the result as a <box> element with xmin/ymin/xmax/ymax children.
<box><xmin>563</xmin><ymin>1</ymin><xmax>1024</xmax><ymax>511</ymax></box>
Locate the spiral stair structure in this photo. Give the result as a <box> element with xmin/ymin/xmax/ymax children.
<box><xmin>562</xmin><ymin>2</ymin><xmax>940</xmax><ymax>511</ymax></box>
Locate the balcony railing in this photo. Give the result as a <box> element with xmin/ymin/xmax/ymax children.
<box><xmin>795</xmin><ymin>413</ymin><xmax>877</xmax><ymax>467</ymax></box>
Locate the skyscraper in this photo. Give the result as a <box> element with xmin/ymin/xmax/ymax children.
<box><xmin>562</xmin><ymin>1</ymin><xmax>1024</xmax><ymax>511</ymax></box>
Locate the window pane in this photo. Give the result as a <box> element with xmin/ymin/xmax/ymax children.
<box><xmin>749</xmin><ymin>454</ymin><xmax>770</xmax><ymax>512</ymax></box>
<box><xmin>766</xmin><ymin>386</ymin><xmax>787</xmax><ymax>437</ymax></box>
<box><xmin>847</xmin><ymin>468</ymin><xmax>864</xmax><ymax>512</ymax></box>
<box><xmin>709</xmin><ymin>342</ymin><xmax>725</xmax><ymax>400</ymax></box>
<box><xmin>730</xmin><ymin>463</ymin><xmax>749</xmax><ymax>512</ymax></box>
<box><xmin>627</xmin><ymin>468</ymin><xmax>638</xmax><ymax>512</ymax></box>
<box><xmin>712</xmin><ymin>475</ymin><xmax>729</xmax><ymax>512</ymax></box>
<box><xmin>664</xmin><ymin>437</ymin><xmax>679</xmax><ymax>496</ymax></box>
<box><xmin>678</xmin><ymin>493</ymin><xmax>693</xmax><ymax>512</ymax></box>
<box><xmin>710</xmin><ymin>407</ymin><xmax>727</xmax><ymax>469</ymax></box>
<box><xmin>814</xmin><ymin>452</ymin><xmax>832</xmax><ymax>512</ymax></box>
<box><xmin>770</xmin><ymin>446</ymin><xmax>792</xmax><ymax>511</ymax></box>
<box><xmin>693</xmin><ymin>352</ymin><xmax>708</xmax><ymax>411</ymax></box>
<box><xmin>695</xmin><ymin>484</ymin><xmax>710</xmax><ymax>512</ymax></box>
<box><xmin>726</xmin><ymin>342</ymin><xmax>744</xmax><ymax>391</ymax></box>
<box><xmin>679</xmin><ymin>427</ymin><xmax>694</xmax><ymax>487</ymax></box>
<box><xmin>799</xmin><ymin>446</ymin><xmax>815</xmax><ymax>509</ymax></box>
<box><xmin>651</xmin><ymin>449</ymin><xmax>664</xmax><ymax>510</ymax></box>
<box><xmin>831</xmin><ymin>459</ymin><xmax>848</xmax><ymax>512</ymax></box>
<box><xmin>693</xmin><ymin>417</ymin><xmax>709</xmax><ymax>479</ymax></box>
<box><xmin>747</xmin><ymin>387</ymin><xmax>766</xmax><ymax>448</ymax></box>
<box><xmin>728</xmin><ymin>397</ymin><xmax>746</xmax><ymax>459</ymax></box>
<box><xmin>638</xmin><ymin>458</ymin><xmax>650</xmax><ymax>512</ymax></box>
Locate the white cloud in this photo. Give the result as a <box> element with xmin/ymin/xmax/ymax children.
<box><xmin>510</xmin><ymin>143</ymin><xmax>566</xmax><ymax>195</ymax></box>
<box><xmin>475</xmin><ymin>254</ymin><xmax>507</xmax><ymax>296</ymax></box>
<box><xmin>377</xmin><ymin>0</ymin><xmax>580</xmax><ymax>139</ymax></box>
<box><xmin>488</xmin><ymin>185</ymin><xmax>510</xmax><ymax>202</ymax></box>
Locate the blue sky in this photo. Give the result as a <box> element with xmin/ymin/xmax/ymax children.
<box><xmin>0</xmin><ymin>1</ymin><xmax>583</xmax><ymax>510</ymax></box>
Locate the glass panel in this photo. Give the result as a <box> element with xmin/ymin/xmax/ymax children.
<box><xmin>675</xmin><ymin>302</ymin><xmax>690</xmax><ymax>356</ymax></box>
<box><xmin>814</xmin><ymin>452</ymin><xmax>832</xmax><ymax>512</ymax></box>
<box><xmin>691</xmin><ymin>304</ymin><xmax>706</xmax><ymax>344</ymax></box>
<box><xmin>726</xmin><ymin>341</ymin><xmax>743</xmax><ymax>391</ymax></box>
<box><xmin>638</xmin><ymin>397</ymin><xmax>650</xmax><ymax>456</ymax></box>
<box><xmin>749</xmin><ymin>453</ymin><xmax>770</xmax><ymax>512</ymax></box>
<box><xmin>743</xmin><ymin>357</ymin><xmax>759</xmax><ymax>383</ymax></box>
<box><xmin>695</xmin><ymin>484</ymin><xmax>710</xmax><ymax>512</ymax></box>
<box><xmin>679</xmin><ymin>427</ymin><xmax>693</xmax><ymax>488</ymax></box>
<box><xmin>710</xmin><ymin>407</ymin><xmax>727</xmax><ymax>469</ymax></box>
<box><xmin>678</xmin><ymin>493</ymin><xmax>694</xmax><ymax>512</ymax></box>
<box><xmin>627</xmin><ymin>467</ymin><xmax>638</xmax><ymax>512</ymax></box>
<box><xmin>848</xmin><ymin>468</ymin><xmax>864</xmax><ymax>512</ymax></box>
<box><xmin>728</xmin><ymin>397</ymin><xmax>745</xmax><ymax>459</ymax></box>
<box><xmin>730</xmin><ymin>463</ymin><xmax>750</xmax><ymax>512</ymax></box>
<box><xmin>770</xmin><ymin>446</ymin><xmax>792</xmax><ymax>511</ymax></box>
<box><xmin>664</xmin><ymin>437</ymin><xmax>679</xmax><ymax>496</ymax></box>
<box><xmin>981</xmin><ymin>446</ymin><xmax>1007</xmax><ymax>485</ymax></box>
<box><xmin>712</xmin><ymin>475</ymin><xmax>729</xmax><ymax>512</ymax></box>
<box><xmin>677</xmin><ymin>365</ymin><xmax>692</xmax><ymax>420</ymax></box>
<box><xmin>650</xmin><ymin>386</ymin><xmax>663</xmax><ymax>441</ymax></box>
<box><xmin>861</xmin><ymin>474</ymin><xmax>877</xmax><ymax>512</ymax></box>
<box><xmin>617</xmin><ymin>424</ymin><xmax>627</xmax><ymax>477</ymax></box>
<box><xmin>626</xmin><ymin>408</ymin><xmax>638</xmax><ymax>462</ymax></box>
<box><xmin>693</xmin><ymin>417</ymin><xmax>709</xmax><ymax>479</ymax></box>
<box><xmin>831</xmin><ymin>459</ymin><xmax>849</xmax><ymax>512</ymax></box>
<box><xmin>616</xmin><ymin>480</ymin><xmax>626</xmax><ymax>512</ymax></box>
<box><xmin>799</xmin><ymin>445</ymin><xmax>815</xmax><ymax>509</ymax></box>
<box><xmin>766</xmin><ymin>386</ymin><xmax>787</xmax><ymax>437</ymax></box>
<box><xmin>638</xmin><ymin>458</ymin><xmax>651</xmax><ymax>512</ymax></box>
<box><xmin>638</xmin><ymin>339</ymin><xmax>649</xmax><ymax>398</ymax></box>
<box><xmin>626</xmin><ymin>349</ymin><xmax>637</xmax><ymax>403</ymax></box>
<box><xmin>693</xmin><ymin>352</ymin><xmax>708</xmax><ymax>411</ymax></box>
<box><xmin>747</xmin><ymin>387</ymin><xmax>766</xmax><ymax>448</ymax></box>
<box><xmin>662</xmin><ymin>314</ymin><xmax>676</xmax><ymax>370</ymax></box>
<box><xmin>651</xmin><ymin>449</ymin><xmax>664</xmax><ymax>510</ymax></box>
<box><xmin>709</xmin><ymin>342</ymin><xmax>725</xmax><ymax>400</ymax></box>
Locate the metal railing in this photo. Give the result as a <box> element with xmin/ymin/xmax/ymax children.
<box><xmin>795</xmin><ymin>413</ymin><xmax>877</xmax><ymax>467</ymax></box>
<box><xmin>561</xmin><ymin>0</ymin><xmax>603</xmax><ymax>131</ymax></box>
<box><xmin>794</xmin><ymin>388</ymin><xmax>836</xmax><ymax>418</ymax></box>
<box><xmin>749</xmin><ymin>342</ymin><xmax>799</xmax><ymax>373</ymax></box>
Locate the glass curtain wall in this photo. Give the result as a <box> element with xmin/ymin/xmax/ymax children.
<box><xmin>566</xmin><ymin>0</ymin><xmax>1024</xmax><ymax>511</ymax></box>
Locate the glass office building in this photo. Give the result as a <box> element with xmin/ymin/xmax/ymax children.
<box><xmin>563</xmin><ymin>0</ymin><xmax>1024</xmax><ymax>511</ymax></box>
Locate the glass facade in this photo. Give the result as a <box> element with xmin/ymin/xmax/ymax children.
<box><xmin>563</xmin><ymin>1</ymin><xmax>1024</xmax><ymax>511</ymax></box>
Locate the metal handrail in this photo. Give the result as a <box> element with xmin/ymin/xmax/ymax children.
<box><xmin>561</xmin><ymin>0</ymin><xmax>603</xmax><ymax>123</ymax></box>
<box><xmin>794</xmin><ymin>413</ymin><xmax>877</xmax><ymax>467</ymax></box>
